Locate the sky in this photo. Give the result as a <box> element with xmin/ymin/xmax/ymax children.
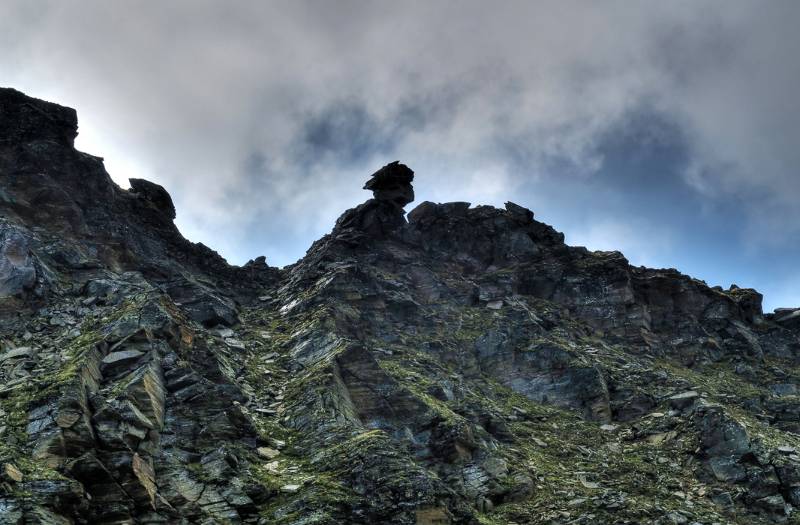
<box><xmin>1</xmin><ymin>1</ymin><xmax>799</xmax><ymax>311</ymax></box>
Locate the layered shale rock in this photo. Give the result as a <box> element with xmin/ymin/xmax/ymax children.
<box><xmin>2</xmin><ymin>88</ymin><xmax>800</xmax><ymax>524</ymax></box>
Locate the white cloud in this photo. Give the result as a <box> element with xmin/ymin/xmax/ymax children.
<box><xmin>0</xmin><ymin>1</ymin><xmax>798</xmax><ymax>283</ymax></box>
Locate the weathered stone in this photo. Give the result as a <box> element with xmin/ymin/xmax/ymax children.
<box><xmin>669</xmin><ymin>390</ymin><xmax>700</xmax><ymax>410</ymax></box>
<box><xmin>711</xmin><ymin>491</ymin><xmax>735</xmax><ymax>511</ymax></box>
<box><xmin>0</xmin><ymin>87</ymin><xmax>77</xmax><ymax>145</ymax></box>
<box><xmin>415</xmin><ymin>507</ymin><xmax>452</xmax><ymax>525</ymax></box>
<box><xmin>165</xmin><ymin>278</ymin><xmax>239</xmax><ymax>327</ymax></box>
<box><xmin>256</xmin><ymin>447</ymin><xmax>280</xmax><ymax>459</ymax></box>
<box><xmin>0</xmin><ymin>346</ymin><xmax>33</xmax><ymax>362</ymax></box>
<box><xmin>55</xmin><ymin>411</ymin><xmax>82</xmax><ymax>429</ymax></box>
<box><xmin>0</xmin><ymin>226</ymin><xmax>36</xmax><ymax>299</ymax></box>
<box><xmin>101</xmin><ymin>349</ymin><xmax>145</xmax><ymax>373</ymax></box>
<box><xmin>4</xmin><ymin>463</ymin><xmax>23</xmax><ymax>482</ymax></box>
<box><xmin>770</xmin><ymin>383</ymin><xmax>799</xmax><ymax>397</ymax></box>
<box><xmin>709</xmin><ymin>456</ymin><xmax>746</xmax><ymax>482</ymax></box>
<box><xmin>504</xmin><ymin>201</ymin><xmax>534</xmax><ymax>223</ymax></box>
<box><xmin>2</xmin><ymin>89</ymin><xmax>800</xmax><ymax>525</ymax></box>
<box><xmin>167</xmin><ymin>470</ymin><xmax>205</xmax><ymax>503</ymax></box>
<box><xmin>697</xmin><ymin>406</ymin><xmax>751</xmax><ymax>458</ymax></box>
<box><xmin>224</xmin><ymin>338</ymin><xmax>246</xmax><ymax>350</ymax></box>
<box><xmin>752</xmin><ymin>495</ymin><xmax>789</xmax><ymax>516</ymax></box>
<box><xmin>363</xmin><ymin>161</ymin><xmax>415</xmax><ymax>208</ymax></box>
<box><xmin>129</xmin><ymin>178</ymin><xmax>176</xmax><ymax>220</ymax></box>
<box><xmin>774</xmin><ymin>308</ymin><xmax>800</xmax><ymax>330</ymax></box>
<box><xmin>132</xmin><ymin>453</ymin><xmax>158</xmax><ymax>509</ymax></box>
<box><xmin>0</xmin><ymin>499</ymin><xmax>23</xmax><ymax>522</ymax></box>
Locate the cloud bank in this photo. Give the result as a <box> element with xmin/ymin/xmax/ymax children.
<box><xmin>2</xmin><ymin>1</ymin><xmax>799</xmax><ymax>309</ymax></box>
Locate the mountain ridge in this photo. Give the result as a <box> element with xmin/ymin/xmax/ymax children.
<box><xmin>1</xmin><ymin>87</ymin><xmax>800</xmax><ymax>524</ymax></box>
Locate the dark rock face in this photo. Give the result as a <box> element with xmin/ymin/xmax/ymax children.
<box><xmin>129</xmin><ymin>178</ymin><xmax>176</xmax><ymax>220</ymax></box>
<box><xmin>0</xmin><ymin>87</ymin><xmax>78</xmax><ymax>146</ymax></box>
<box><xmin>364</xmin><ymin>160</ymin><xmax>415</xmax><ymax>208</ymax></box>
<box><xmin>774</xmin><ymin>308</ymin><xmax>800</xmax><ymax>332</ymax></box>
<box><xmin>0</xmin><ymin>223</ymin><xmax>36</xmax><ymax>299</ymax></box>
<box><xmin>2</xmin><ymin>89</ymin><xmax>800</xmax><ymax>524</ymax></box>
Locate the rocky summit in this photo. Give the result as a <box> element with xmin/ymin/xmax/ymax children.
<box><xmin>1</xmin><ymin>89</ymin><xmax>800</xmax><ymax>525</ymax></box>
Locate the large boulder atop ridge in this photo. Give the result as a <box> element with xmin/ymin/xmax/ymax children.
<box><xmin>363</xmin><ymin>160</ymin><xmax>415</xmax><ymax>208</ymax></box>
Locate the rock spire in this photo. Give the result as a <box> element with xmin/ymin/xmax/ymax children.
<box><xmin>363</xmin><ymin>160</ymin><xmax>415</xmax><ymax>208</ymax></box>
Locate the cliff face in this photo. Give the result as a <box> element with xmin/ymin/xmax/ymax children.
<box><xmin>1</xmin><ymin>89</ymin><xmax>800</xmax><ymax>525</ymax></box>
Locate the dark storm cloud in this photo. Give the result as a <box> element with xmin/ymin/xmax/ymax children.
<box><xmin>1</xmin><ymin>1</ymin><xmax>799</xmax><ymax>308</ymax></box>
<box><xmin>292</xmin><ymin>98</ymin><xmax>430</xmax><ymax>168</ymax></box>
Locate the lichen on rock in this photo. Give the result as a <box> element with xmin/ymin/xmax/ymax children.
<box><xmin>1</xmin><ymin>88</ymin><xmax>800</xmax><ymax>524</ymax></box>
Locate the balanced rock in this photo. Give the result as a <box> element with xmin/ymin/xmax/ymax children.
<box><xmin>363</xmin><ymin>161</ymin><xmax>414</xmax><ymax>208</ymax></box>
<box><xmin>330</xmin><ymin>161</ymin><xmax>416</xmax><ymax>239</ymax></box>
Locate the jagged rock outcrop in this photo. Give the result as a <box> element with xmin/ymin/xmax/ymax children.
<box><xmin>2</xmin><ymin>89</ymin><xmax>800</xmax><ymax>525</ymax></box>
<box><xmin>364</xmin><ymin>161</ymin><xmax>415</xmax><ymax>208</ymax></box>
<box><xmin>129</xmin><ymin>178</ymin><xmax>177</xmax><ymax>221</ymax></box>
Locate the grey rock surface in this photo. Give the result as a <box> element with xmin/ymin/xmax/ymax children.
<box><xmin>1</xmin><ymin>88</ymin><xmax>800</xmax><ymax>524</ymax></box>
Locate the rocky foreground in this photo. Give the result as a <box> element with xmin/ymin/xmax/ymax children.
<box><xmin>1</xmin><ymin>88</ymin><xmax>800</xmax><ymax>525</ymax></box>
